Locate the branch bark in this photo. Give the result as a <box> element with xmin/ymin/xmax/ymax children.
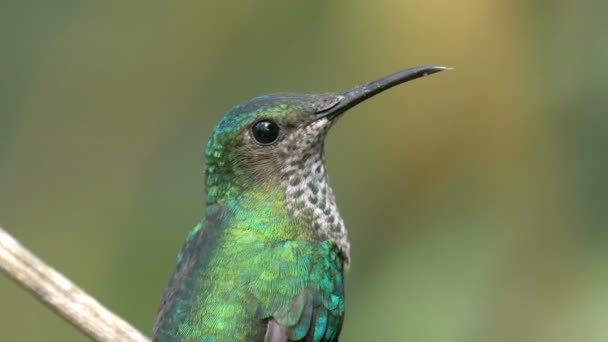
<box><xmin>0</xmin><ymin>225</ymin><xmax>151</xmax><ymax>342</ymax></box>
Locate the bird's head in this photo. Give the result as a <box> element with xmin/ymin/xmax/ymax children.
<box><xmin>204</xmin><ymin>92</ymin><xmax>340</xmax><ymax>204</ymax></box>
<box><xmin>203</xmin><ymin>66</ymin><xmax>447</xmax><ymax>261</ymax></box>
<box><xmin>204</xmin><ymin>65</ymin><xmax>447</xmax><ymax>205</ymax></box>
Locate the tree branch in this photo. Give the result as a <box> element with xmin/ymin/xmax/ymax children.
<box><xmin>0</xmin><ymin>225</ymin><xmax>151</xmax><ymax>342</ymax></box>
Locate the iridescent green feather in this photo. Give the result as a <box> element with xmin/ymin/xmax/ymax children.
<box><xmin>154</xmin><ymin>184</ymin><xmax>344</xmax><ymax>342</ymax></box>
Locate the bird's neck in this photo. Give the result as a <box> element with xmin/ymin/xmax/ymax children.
<box><xmin>280</xmin><ymin>149</ymin><xmax>350</xmax><ymax>264</ymax></box>
<box><xmin>204</xmin><ymin>150</ymin><xmax>350</xmax><ymax>263</ymax></box>
<box><xmin>218</xmin><ymin>182</ymin><xmax>320</xmax><ymax>242</ymax></box>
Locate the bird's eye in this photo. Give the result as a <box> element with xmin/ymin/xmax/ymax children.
<box><xmin>251</xmin><ymin>120</ymin><xmax>280</xmax><ymax>145</ymax></box>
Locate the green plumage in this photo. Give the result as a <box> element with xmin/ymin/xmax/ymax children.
<box><xmin>153</xmin><ymin>66</ymin><xmax>447</xmax><ymax>341</ymax></box>
<box><xmin>154</xmin><ymin>187</ymin><xmax>344</xmax><ymax>341</ymax></box>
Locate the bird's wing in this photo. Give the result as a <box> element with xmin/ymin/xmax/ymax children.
<box><xmin>257</xmin><ymin>242</ymin><xmax>345</xmax><ymax>342</ymax></box>
<box><xmin>153</xmin><ymin>204</ymin><xmax>225</xmax><ymax>339</ymax></box>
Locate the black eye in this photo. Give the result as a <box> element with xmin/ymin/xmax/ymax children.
<box><xmin>252</xmin><ymin>120</ymin><xmax>280</xmax><ymax>145</ymax></box>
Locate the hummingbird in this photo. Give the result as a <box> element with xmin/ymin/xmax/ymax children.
<box><xmin>153</xmin><ymin>65</ymin><xmax>447</xmax><ymax>342</ymax></box>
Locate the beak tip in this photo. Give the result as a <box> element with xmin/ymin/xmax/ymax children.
<box><xmin>424</xmin><ymin>65</ymin><xmax>451</xmax><ymax>75</ymax></box>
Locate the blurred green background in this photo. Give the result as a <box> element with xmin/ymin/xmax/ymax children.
<box><xmin>1</xmin><ymin>1</ymin><xmax>607</xmax><ymax>341</ymax></box>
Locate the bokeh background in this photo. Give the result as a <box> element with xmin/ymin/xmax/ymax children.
<box><xmin>1</xmin><ymin>1</ymin><xmax>607</xmax><ymax>341</ymax></box>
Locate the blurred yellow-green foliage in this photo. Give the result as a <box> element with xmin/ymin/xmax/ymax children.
<box><xmin>1</xmin><ymin>1</ymin><xmax>607</xmax><ymax>341</ymax></box>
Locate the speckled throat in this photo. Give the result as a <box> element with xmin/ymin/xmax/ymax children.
<box><xmin>280</xmin><ymin>117</ymin><xmax>350</xmax><ymax>265</ymax></box>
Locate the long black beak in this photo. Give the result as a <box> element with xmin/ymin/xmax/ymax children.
<box><xmin>316</xmin><ymin>65</ymin><xmax>448</xmax><ymax>118</ymax></box>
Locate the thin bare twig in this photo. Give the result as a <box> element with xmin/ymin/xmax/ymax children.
<box><xmin>0</xmin><ymin>225</ymin><xmax>151</xmax><ymax>342</ymax></box>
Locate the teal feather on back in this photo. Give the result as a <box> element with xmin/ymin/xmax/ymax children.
<box><xmin>153</xmin><ymin>185</ymin><xmax>345</xmax><ymax>342</ymax></box>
